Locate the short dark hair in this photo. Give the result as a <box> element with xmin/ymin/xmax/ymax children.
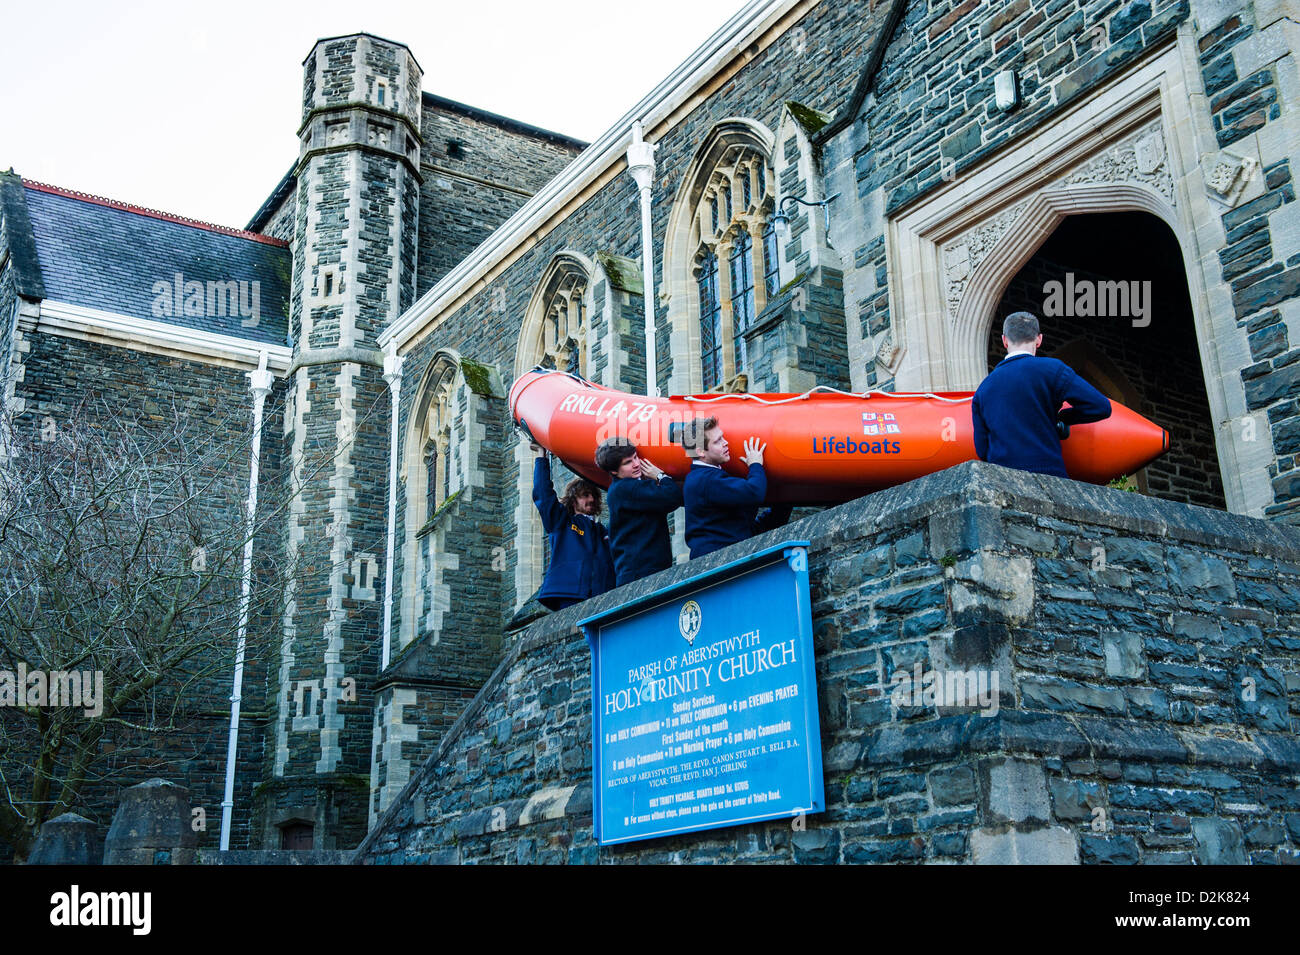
<box><xmin>671</xmin><ymin>416</ymin><xmax>719</xmax><ymax>455</ymax></box>
<box><xmin>595</xmin><ymin>437</ymin><xmax>637</xmax><ymax>474</ymax></box>
<box><xmin>561</xmin><ymin>477</ymin><xmax>602</xmax><ymax>517</ymax></box>
<box><xmin>1003</xmin><ymin>311</ymin><xmax>1040</xmax><ymax>345</ymax></box>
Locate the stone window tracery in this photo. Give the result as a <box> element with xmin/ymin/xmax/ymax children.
<box><xmin>687</xmin><ymin>147</ymin><xmax>776</xmax><ymax>390</ymax></box>
<box><xmin>400</xmin><ymin>349</ymin><xmax>471</xmax><ymax>648</ymax></box>
<box><xmin>412</xmin><ymin>355</ymin><xmax>459</xmax><ymax>528</ymax></box>
<box><xmin>534</xmin><ymin>269</ymin><xmax>589</xmax><ymax>377</ymax></box>
<box><xmin>513</xmin><ymin>254</ymin><xmax>594</xmax><ymax>611</ymax></box>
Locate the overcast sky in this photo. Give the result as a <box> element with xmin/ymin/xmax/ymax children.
<box><xmin>0</xmin><ymin>0</ymin><xmax>748</xmax><ymax>229</ymax></box>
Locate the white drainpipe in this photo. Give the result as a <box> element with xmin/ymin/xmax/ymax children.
<box><xmin>220</xmin><ymin>350</ymin><xmax>274</xmax><ymax>851</ymax></box>
<box><xmin>380</xmin><ymin>346</ymin><xmax>404</xmax><ymax>671</ymax></box>
<box><xmin>627</xmin><ymin>120</ymin><xmax>659</xmax><ymax>396</ymax></box>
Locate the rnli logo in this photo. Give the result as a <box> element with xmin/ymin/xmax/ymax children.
<box><xmin>678</xmin><ymin>600</ymin><xmax>702</xmax><ymax>645</ymax></box>
<box><xmin>862</xmin><ymin>412</ymin><xmax>900</xmax><ymax>435</ymax></box>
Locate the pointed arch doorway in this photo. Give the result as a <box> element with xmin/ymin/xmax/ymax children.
<box><xmin>988</xmin><ymin>211</ymin><xmax>1226</xmax><ymax>509</ymax></box>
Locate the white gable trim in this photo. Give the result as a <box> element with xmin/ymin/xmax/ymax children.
<box><xmin>30</xmin><ymin>300</ymin><xmax>292</xmax><ymax>373</ymax></box>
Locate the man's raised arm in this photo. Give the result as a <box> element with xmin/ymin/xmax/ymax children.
<box><xmin>531</xmin><ymin>451</ymin><xmax>567</xmax><ymax>533</ymax></box>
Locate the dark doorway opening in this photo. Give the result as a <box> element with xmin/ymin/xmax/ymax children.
<box><xmin>990</xmin><ymin>211</ymin><xmax>1226</xmax><ymax>510</ymax></box>
<box><xmin>280</xmin><ymin>821</ymin><xmax>314</xmax><ymax>850</ymax></box>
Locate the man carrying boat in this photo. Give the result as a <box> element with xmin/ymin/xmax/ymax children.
<box><xmin>972</xmin><ymin>311</ymin><xmax>1112</xmax><ymax>479</ymax></box>
<box><xmin>673</xmin><ymin>417</ymin><xmax>792</xmax><ymax>559</ymax></box>
<box><xmin>531</xmin><ymin>444</ymin><xmax>616</xmax><ymax>609</ymax></box>
<box><xmin>596</xmin><ymin>437</ymin><xmax>683</xmax><ymax>586</ymax></box>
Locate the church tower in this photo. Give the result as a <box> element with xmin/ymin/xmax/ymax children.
<box><xmin>259</xmin><ymin>33</ymin><xmax>422</xmax><ymax>848</ymax></box>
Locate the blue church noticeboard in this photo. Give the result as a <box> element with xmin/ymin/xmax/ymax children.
<box><xmin>579</xmin><ymin>540</ymin><xmax>824</xmax><ymax>845</ymax></box>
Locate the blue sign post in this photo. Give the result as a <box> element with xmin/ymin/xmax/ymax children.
<box><xmin>580</xmin><ymin>540</ymin><xmax>824</xmax><ymax>845</ymax></box>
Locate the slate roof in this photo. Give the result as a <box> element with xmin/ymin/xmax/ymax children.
<box><xmin>21</xmin><ymin>181</ymin><xmax>291</xmax><ymax>347</ymax></box>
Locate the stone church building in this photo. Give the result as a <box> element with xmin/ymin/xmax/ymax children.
<box><xmin>1</xmin><ymin>0</ymin><xmax>1297</xmax><ymax>855</ymax></box>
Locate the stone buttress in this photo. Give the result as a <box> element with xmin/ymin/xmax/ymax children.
<box><xmin>258</xmin><ymin>34</ymin><xmax>422</xmax><ymax>849</ymax></box>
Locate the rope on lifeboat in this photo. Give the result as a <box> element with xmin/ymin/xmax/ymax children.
<box><xmin>681</xmin><ymin>385</ymin><xmax>972</xmax><ymax>404</ymax></box>
<box><xmin>522</xmin><ymin>367</ymin><xmax>971</xmax><ymax>404</ymax></box>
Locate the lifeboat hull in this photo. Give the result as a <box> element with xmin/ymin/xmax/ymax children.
<box><xmin>509</xmin><ymin>371</ymin><xmax>1169</xmax><ymax>505</ymax></box>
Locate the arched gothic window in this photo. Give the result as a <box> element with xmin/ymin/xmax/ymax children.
<box><xmin>762</xmin><ymin>221</ymin><xmax>780</xmax><ymax>297</ymax></box>
<box><xmin>536</xmin><ymin>268</ymin><xmax>589</xmax><ymax>377</ymax></box>
<box><xmin>399</xmin><ymin>349</ymin><xmax>467</xmax><ymax>648</ymax></box>
<box><xmin>672</xmin><ymin>131</ymin><xmax>777</xmax><ymax>392</ymax></box>
<box><xmin>411</xmin><ymin>354</ymin><xmax>459</xmax><ymax>530</ymax></box>
<box><xmin>513</xmin><ymin>253</ymin><xmax>594</xmax><ymax>610</ymax></box>
<box><xmin>729</xmin><ymin>231</ymin><xmax>755</xmax><ymax>374</ymax></box>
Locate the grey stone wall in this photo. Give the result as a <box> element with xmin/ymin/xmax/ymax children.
<box><xmin>263</xmin><ymin>193</ymin><xmax>297</xmax><ymax>246</ymax></box>
<box><xmin>357</xmin><ymin>461</ymin><xmax>1300</xmax><ymax>864</ymax></box>
<box><xmin>5</xmin><ymin>333</ymin><xmax>286</xmax><ymax>853</ymax></box>
<box><xmin>416</xmin><ymin>99</ymin><xmax>586</xmax><ymax>295</ymax></box>
<box><xmin>745</xmin><ymin>267</ymin><xmax>851</xmax><ymax>392</ymax></box>
<box><xmin>853</xmin><ymin>235</ymin><xmax>892</xmax><ymax>389</ymax></box>
<box><xmin>858</xmin><ymin>0</ymin><xmax>1193</xmax><ymax>212</ymax></box>
<box><xmin>1201</xmin><ymin>1</ymin><xmax>1298</xmax><ymax>522</ymax></box>
<box><xmin>0</xmin><ymin>171</ymin><xmax>44</xmax><ymax>411</ymax></box>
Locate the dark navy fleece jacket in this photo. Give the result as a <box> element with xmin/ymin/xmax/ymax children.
<box><xmin>971</xmin><ymin>353</ymin><xmax>1112</xmax><ymax>478</ymax></box>
<box><xmin>683</xmin><ymin>462</ymin><xmax>791</xmax><ymax>559</ymax></box>
<box><xmin>532</xmin><ymin>457</ymin><xmax>615</xmax><ymax>605</ymax></box>
<box><xmin>606</xmin><ymin>474</ymin><xmax>683</xmax><ymax>586</ymax></box>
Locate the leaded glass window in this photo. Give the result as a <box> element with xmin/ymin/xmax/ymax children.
<box><xmin>763</xmin><ymin>221</ymin><xmax>780</xmax><ymax>297</ymax></box>
<box><xmin>729</xmin><ymin>232</ymin><xmax>754</xmax><ymax>373</ymax></box>
<box><xmin>698</xmin><ymin>250</ymin><xmax>722</xmax><ymax>390</ymax></box>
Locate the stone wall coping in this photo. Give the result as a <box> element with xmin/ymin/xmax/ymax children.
<box><xmin>577</xmin><ymin>537</ymin><xmax>809</xmax><ymax>629</ymax></box>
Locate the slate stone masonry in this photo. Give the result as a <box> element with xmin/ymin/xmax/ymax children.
<box><xmin>357</xmin><ymin>461</ymin><xmax>1300</xmax><ymax>864</ymax></box>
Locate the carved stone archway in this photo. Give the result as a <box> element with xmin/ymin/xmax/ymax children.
<box><xmin>949</xmin><ymin>174</ymin><xmax>1178</xmax><ymax>389</ymax></box>
<box><xmin>884</xmin><ymin>40</ymin><xmax>1270</xmax><ymax>516</ymax></box>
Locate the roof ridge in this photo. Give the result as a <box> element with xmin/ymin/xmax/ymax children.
<box><xmin>22</xmin><ymin>179</ymin><xmax>290</xmax><ymax>247</ymax></box>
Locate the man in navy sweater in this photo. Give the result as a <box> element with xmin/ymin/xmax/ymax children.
<box><xmin>971</xmin><ymin>312</ymin><xmax>1112</xmax><ymax>479</ymax></box>
<box><xmin>674</xmin><ymin>417</ymin><xmax>792</xmax><ymax>559</ymax></box>
<box><xmin>531</xmin><ymin>446</ymin><xmax>615</xmax><ymax>610</ymax></box>
<box><xmin>596</xmin><ymin>437</ymin><xmax>683</xmax><ymax>586</ymax></box>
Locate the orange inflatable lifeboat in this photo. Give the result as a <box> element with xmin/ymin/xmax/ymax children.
<box><xmin>508</xmin><ymin>370</ymin><xmax>1169</xmax><ymax>505</ymax></box>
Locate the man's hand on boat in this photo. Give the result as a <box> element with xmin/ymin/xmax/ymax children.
<box><xmin>640</xmin><ymin>458</ymin><xmax>666</xmax><ymax>481</ymax></box>
<box><xmin>741</xmin><ymin>437</ymin><xmax>766</xmax><ymax>467</ymax></box>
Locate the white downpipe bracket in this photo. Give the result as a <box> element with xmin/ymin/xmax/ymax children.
<box><xmin>380</xmin><ymin>346</ymin><xmax>404</xmax><ymax>671</ymax></box>
<box><xmin>627</xmin><ymin>120</ymin><xmax>659</xmax><ymax>396</ymax></box>
<box><xmin>220</xmin><ymin>350</ymin><xmax>274</xmax><ymax>851</ymax></box>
